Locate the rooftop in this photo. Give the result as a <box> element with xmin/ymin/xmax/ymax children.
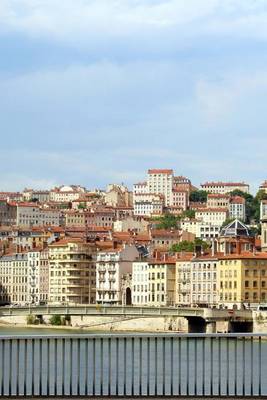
<box><xmin>220</xmin><ymin>219</ymin><xmax>251</xmax><ymax>238</ymax></box>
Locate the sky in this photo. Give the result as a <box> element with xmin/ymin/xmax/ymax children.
<box><xmin>1</xmin><ymin>0</ymin><xmax>267</xmax><ymax>193</ymax></box>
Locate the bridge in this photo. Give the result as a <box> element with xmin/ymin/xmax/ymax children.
<box><xmin>0</xmin><ymin>305</ymin><xmax>253</xmax><ymax>332</ymax></box>
<box><xmin>0</xmin><ymin>333</ymin><xmax>265</xmax><ymax>397</ymax></box>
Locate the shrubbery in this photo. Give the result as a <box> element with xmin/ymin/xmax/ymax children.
<box><xmin>49</xmin><ymin>315</ymin><xmax>62</xmax><ymax>325</ymax></box>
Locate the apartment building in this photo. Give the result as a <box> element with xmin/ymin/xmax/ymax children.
<box><xmin>133</xmin><ymin>193</ymin><xmax>164</xmax><ymax>216</ymax></box>
<box><xmin>150</xmin><ymin>229</ymin><xmax>195</xmax><ymax>250</ymax></box>
<box><xmin>171</xmin><ymin>189</ymin><xmax>188</xmax><ymax>210</ymax></box>
<box><xmin>28</xmin><ymin>249</ymin><xmax>49</xmax><ymax>304</ymax></box>
<box><xmin>176</xmin><ymin>254</ymin><xmax>192</xmax><ymax>306</ymax></box>
<box><xmin>217</xmin><ymin>253</ymin><xmax>267</xmax><ymax>308</ymax></box>
<box><xmin>147</xmin><ymin>169</ymin><xmax>174</xmax><ymax>206</ymax></box>
<box><xmin>207</xmin><ymin>194</ymin><xmax>230</xmax><ymax>209</ymax></box>
<box><xmin>195</xmin><ymin>208</ymin><xmax>228</xmax><ymax>226</ymax></box>
<box><xmin>191</xmin><ymin>254</ymin><xmax>218</xmax><ymax>306</ymax></box>
<box><xmin>180</xmin><ymin>218</ymin><xmax>221</xmax><ymax>240</ymax></box>
<box><xmin>65</xmin><ymin>211</ymin><xmax>86</xmax><ymax>227</ymax></box>
<box><xmin>146</xmin><ymin>256</ymin><xmax>176</xmax><ymax>306</ymax></box>
<box><xmin>85</xmin><ymin>207</ymin><xmax>115</xmax><ymax>227</ymax></box>
<box><xmin>0</xmin><ymin>201</ymin><xmax>61</xmax><ymax>227</ymax></box>
<box><xmin>0</xmin><ymin>192</ymin><xmax>23</xmax><ymax>201</ymax></box>
<box><xmin>132</xmin><ymin>260</ymin><xmax>149</xmax><ymax>305</ymax></box>
<box><xmin>198</xmin><ymin>223</ymin><xmax>221</xmax><ymax>239</ymax></box>
<box><xmin>201</xmin><ymin>182</ymin><xmax>249</xmax><ymax>194</ymax></box>
<box><xmin>229</xmin><ymin>196</ymin><xmax>246</xmax><ymax>220</ymax></box>
<box><xmin>23</xmin><ymin>189</ymin><xmax>50</xmax><ymax>202</ymax></box>
<box><xmin>173</xmin><ymin>176</ymin><xmax>192</xmax><ymax>193</ymax></box>
<box><xmin>105</xmin><ymin>184</ymin><xmax>133</xmax><ymax>208</ymax></box>
<box><xmin>50</xmin><ymin>185</ymin><xmax>85</xmax><ymax>202</ymax></box>
<box><xmin>96</xmin><ymin>244</ymin><xmax>139</xmax><ymax>305</ymax></box>
<box><xmin>113</xmin><ymin>217</ymin><xmax>149</xmax><ymax>233</ymax></box>
<box><xmin>48</xmin><ymin>238</ymin><xmax>96</xmax><ymax>304</ymax></box>
<box><xmin>0</xmin><ymin>248</ymin><xmax>49</xmax><ymax>305</ymax></box>
<box><xmin>133</xmin><ymin>182</ymin><xmax>148</xmax><ymax>195</ymax></box>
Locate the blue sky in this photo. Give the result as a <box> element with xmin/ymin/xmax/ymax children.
<box><xmin>1</xmin><ymin>0</ymin><xmax>267</xmax><ymax>192</ymax></box>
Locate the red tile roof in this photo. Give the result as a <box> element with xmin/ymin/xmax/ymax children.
<box><xmin>148</xmin><ymin>169</ymin><xmax>173</xmax><ymax>174</ymax></box>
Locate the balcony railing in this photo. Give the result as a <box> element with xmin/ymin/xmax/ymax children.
<box><xmin>0</xmin><ymin>333</ymin><xmax>266</xmax><ymax>397</ymax></box>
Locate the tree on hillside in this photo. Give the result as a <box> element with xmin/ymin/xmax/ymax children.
<box><xmin>170</xmin><ymin>238</ymin><xmax>209</xmax><ymax>253</ymax></box>
<box><xmin>189</xmin><ymin>190</ymin><xmax>208</xmax><ymax>203</ymax></box>
<box><xmin>154</xmin><ymin>214</ymin><xmax>179</xmax><ymax>229</ymax></box>
<box><xmin>182</xmin><ymin>209</ymin><xmax>196</xmax><ymax>219</ymax></box>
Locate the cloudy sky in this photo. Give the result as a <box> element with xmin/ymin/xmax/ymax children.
<box><xmin>1</xmin><ymin>0</ymin><xmax>267</xmax><ymax>192</ymax></box>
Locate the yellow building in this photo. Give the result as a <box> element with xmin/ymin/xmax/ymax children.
<box><xmin>147</xmin><ymin>256</ymin><xmax>176</xmax><ymax>306</ymax></box>
<box><xmin>218</xmin><ymin>253</ymin><xmax>267</xmax><ymax>308</ymax></box>
<box><xmin>48</xmin><ymin>238</ymin><xmax>96</xmax><ymax>305</ymax></box>
<box><xmin>65</xmin><ymin>211</ymin><xmax>85</xmax><ymax>227</ymax></box>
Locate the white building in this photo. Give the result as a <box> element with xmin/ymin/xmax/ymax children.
<box><xmin>0</xmin><ymin>249</ymin><xmax>49</xmax><ymax>305</ymax></box>
<box><xmin>132</xmin><ymin>261</ymin><xmax>149</xmax><ymax>305</ymax></box>
<box><xmin>133</xmin><ymin>193</ymin><xmax>164</xmax><ymax>216</ymax></box>
<box><xmin>229</xmin><ymin>196</ymin><xmax>246</xmax><ymax>221</ymax></box>
<box><xmin>180</xmin><ymin>219</ymin><xmax>201</xmax><ymax>236</ymax></box>
<box><xmin>198</xmin><ymin>223</ymin><xmax>221</xmax><ymax>240</ymax></box>
<box><xmin>191</xmin><ymin>255</ymin><xmax>218</xmax><ymax>306</ymax></box>
<box><xmin>96</xmin><ymin>245</ymin><xmax>139</xmax><ymax>304</ymax></box>
<box><xmin>200</xmin><ymin>182</ymin><xmax>249</xmax><ymax>195</ymax></box>
<box><xmin>195</xmin><ymin>208</ymin><xmax>228</xmax><ymax>226</ymax></box>
<box><xmin>16</xmin><ymin>204</ymin><xmax>61</xmax><ymax>227</ymax></box>
<box><xmin>147</xmin><ymin>169</ymin><xmax>174</xmax><ymax>206</ymax></box>
<box><xmin>133</xmin><ymin>182</ymin><xmax>148</xmax><ymax>195</ymax></box>
<box><xmin>50</xmin><ymin>185</ymin><xmax>85</xmax><ymax>202</ymax></box>
<box><xmin>28</xmin><ymin>249</ymin><xmax>49</xmax><ymax>304</ymax></box>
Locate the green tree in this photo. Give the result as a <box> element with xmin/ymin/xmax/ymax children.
<box><xmin>78</xmin><ymin>202</ymin><xmax>86</xmax><ymax>209</ymax></box>
<box><xmin>170</xmin><ymin>238</ymin><xmax>209</xmax><ymax>253</ymax></box>
<box><xmin>49</xmin><ymin>315</ymin><xmax>62</xmax><ymax>326</ymax></box>
<box><xmin>181</xmin><ymin>209</ymin><xmax>195</xmax><ymax>219</ymax></box>
<box><xmin>189</xmin><ymin>190</ymin><xmax>208</xmax><ymax>203</ymax></box>
<box><xmin>26</xmin><ymin>314</ymin><xmax>37</xmax><ymax>325</ymax></box>
<box><xmin>154</xmin><ymin>214</ymin><xmax>179</xmax><ymax>229</ymax></box>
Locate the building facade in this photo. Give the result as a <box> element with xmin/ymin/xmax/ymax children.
<box><xmin>48</xmin><ymin>239</ymin><xmax>96</xmax><ymax>304</ymax></box>
<box><xmin>201</xmin><ymin>182</ymin><xmax>249</xmax><ymax>194</ymax></box>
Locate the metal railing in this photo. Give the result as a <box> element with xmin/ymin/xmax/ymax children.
<box><xmin>0</xmin><ymin>333</ymin><xmax>266</xmax><ymax>397</ymax></box>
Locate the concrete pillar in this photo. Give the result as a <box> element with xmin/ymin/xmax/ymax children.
<box><xmin>205</xmin><ymin>321</ymin><xmax>216</xmax><ymax>333</ymax></box>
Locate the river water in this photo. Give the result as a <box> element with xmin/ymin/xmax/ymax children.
<box><xmin>0</xmin><ymin>326</ymin><xmax>266</xmax><ymax>396</ymax></box>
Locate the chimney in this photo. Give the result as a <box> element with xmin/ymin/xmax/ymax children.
<box><xmin>237</xmin><ymin>238</ymin><xmax>241</xmax><ymax>255</ymax></box>
<box><xmin>195</xmin><ymin>244</ymin><xmax>202</xmax><ymax>257</ymax></box>
<box><xmin>211</xmin><ymin>239</ymin><xmax>217</xmax><ymax>257</ymax></box>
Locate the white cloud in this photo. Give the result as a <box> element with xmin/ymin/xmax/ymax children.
<box><xmin>1</xmin><ymin>0</ymin><xmax>267</xmax><ymax>45</ymax></box>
